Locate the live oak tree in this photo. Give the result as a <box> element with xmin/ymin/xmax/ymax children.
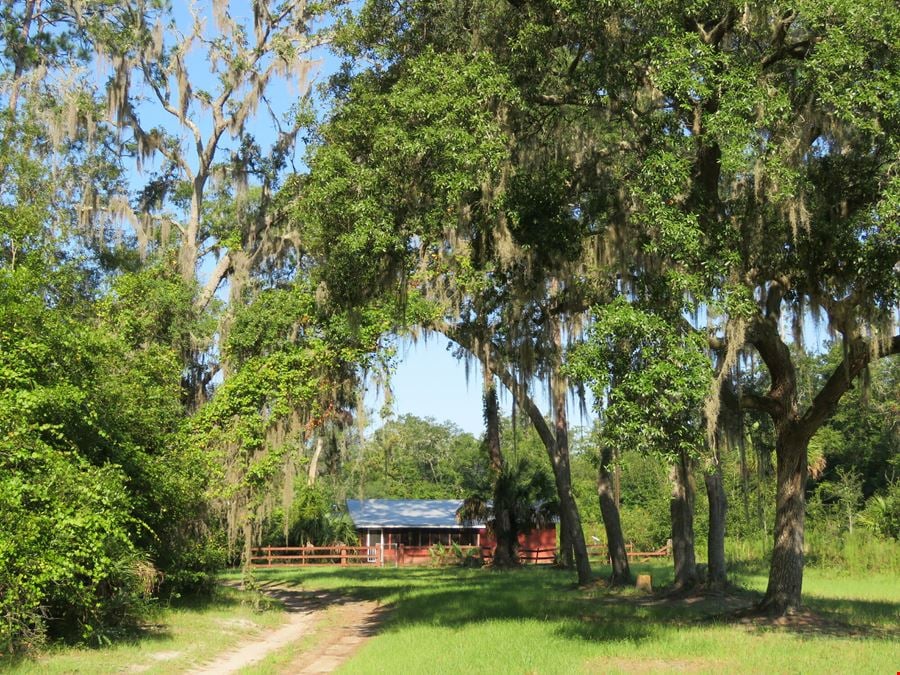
<box><xmin>569</xmin><ymin>0</ymin><xmax>900</xmax><ymax>613</ymax></box>
<box><xmin>482</xmin><ymin>0</ymin><xmax>898</xmax><ymax>611</ymax></box>
<box><xmin>99</xmin><ymin>0</ymin><xmax>339</xmax><ymax>305</ymax></box>
<box><xmin>322</xmin><ymin>0</ymin><xmax>899</xmax><ymax>610</ymax></box>
<box><xmin>292</xmin><ymin>2</ymin><xmax>622</xmax><ymax>583</ymax></box>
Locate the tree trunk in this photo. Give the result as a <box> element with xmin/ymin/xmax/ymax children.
<box><xmin>483</xmin><ymin>380</ymin><xmax>518</xmax><ymax>567</ymax></box>
<box><xmin>553</xmin><ymin>455</ymin><xmax>589</xmax><ymax>582</ymax></box>
<box><xmin>307</xmin><ymin>436</ymin><xmax>324</xmax><ymax>486</ymax></box>
<box><xmin>180</xmin><ymin>178</ymin><xmax>204</xmax><ymax>284</ymax></box>
<box><xmin>738</xmin><ymin>409</ymin><xmax>751</xmax><ymax>528</ymax></box>
<box><xmin>492</xmin><ymin>499</ymin><xmax>519</xmax><ymax>567</ymax></box>
<box><xmin>704</xmin><ymin>460</ymin><xmax>727</xmax><ymax>587</ymax></box>
<box><xmin>759</xmin><ymin>432</ymin><xmax>807</xmax><ymax>614</ymax></box>
<box><xmin>599</xmin><ymin>445</ymin><xmax>631</xmax><ymax>585</ymax></box>
<box><xmin>548</xmin><ymin>305</ymin><xmax>592</xmax><ymax>585</ymax></box>
<box><xmin>557</xmin><ymin>508</ymin><xmax>574</xmax><ymax>568</ymax></box>
<box><xmin>744</xmin><ymin>313</ymin><xmax>899</xmax><ymax>616</ymax></box>
<box><xmin>670</xmin><ymin>451</ymin><xmax>698</xmax><ymax>589</ymax></box>
<box><xmin>551</xmin><ymin>368</ymin><xmax>592</xmax><ymax>585</ymax></box>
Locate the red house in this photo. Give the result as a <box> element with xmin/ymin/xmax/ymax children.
<box><xmin>346</xmin><ymin>499</ymin><xmax>557</xmax><ymax>565</ymax></box>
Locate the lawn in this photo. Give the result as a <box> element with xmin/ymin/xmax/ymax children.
<box><xmin>239</xmin><ymin>562</ymin><xmax>900</xmax><ymax>674</ymax></box>
<box><xmin>4</xmin><ymin>563</ymin><xmax>898</xmax><ymax>674</ymax></box>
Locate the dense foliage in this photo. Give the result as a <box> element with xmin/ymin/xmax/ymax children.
<box><xmin>1</xmin><ymin>0</ymin><xmax>897</xmax><ymax>653</ymax></box>
<box><xmin>0</xmin><ymin>147</ymin><xmax>219</xmax><ymax>649</ymax></box>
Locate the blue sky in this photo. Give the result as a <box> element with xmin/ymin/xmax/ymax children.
<box><xmin>377</xmin><ymin>338</ymin><xmax>490</xmax><ymax>435</ymax></box>
<box><xmin>366</xmin><ymin>336</ymin><xmax>600</xmax><ymax>437</ymax></box>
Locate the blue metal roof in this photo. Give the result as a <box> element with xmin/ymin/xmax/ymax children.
<box><xmin>346</xmin><ymin>499</ymin><xmax>486</xmax><ymax>529</ymax></box>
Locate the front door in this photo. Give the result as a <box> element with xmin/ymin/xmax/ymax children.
<box><xmin>366</xmin><ymin>529</ymin><xmax>382</xmax><ymax>563</ymax></box>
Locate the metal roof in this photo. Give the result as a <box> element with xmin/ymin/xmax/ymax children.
<box><xmin>346</xmin><ymin>499</ymin><xmax>486</xmax><ymax>529</ymax></box>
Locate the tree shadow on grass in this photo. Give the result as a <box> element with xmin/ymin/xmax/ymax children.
<box><xmin>692</xmin><ymin>589</ymin><xmax>900</xmax><ymax>640</ymax></box>
<box><xmin>246</xmin><ymin>565</ymin><xmax>900</xmax><ymax>647</ymax></box>
<box><xmin>251</xmin><ymin>566</ymin><xmax>655</xmax><ymax>645</ymax></box>
<box><xmin>802</xmin><ymin>596</ymin><xmax>900</xmax><ymax>629</ymax></box>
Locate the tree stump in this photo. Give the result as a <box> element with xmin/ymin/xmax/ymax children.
<box><xmin>636</xmin><ymin>574</ymin><xmax>653</xmax><ymax>593</ymax></box>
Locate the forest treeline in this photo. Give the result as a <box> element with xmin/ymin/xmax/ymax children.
<box><xmin>1</xmin><ymin>0</ymin><xmax>898</xmax><ymax>654</ymax></box>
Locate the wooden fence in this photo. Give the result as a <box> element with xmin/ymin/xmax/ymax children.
<box><xmin>482</xmin><ymin>546</ymin><xmax>557</xmax><ymax>565</ymax></box>
<box><xmin>586</xmin><ymin>542</ymin><xmax>671</xmax><ymax>562</ymax></box>
<box><xmin>249</xmin><ymin>541</ymin><xmax>671</xmax><ymax>568</ymax></box>
<box><xmin>249</xmin><ymin>546</ymin><xmax>384</xmax><ymax>567</ymax></box>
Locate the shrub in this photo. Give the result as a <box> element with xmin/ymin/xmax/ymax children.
<box><xmin>859</xmin><ymin>482</ymin><xmax>900</xmax><ymax>540</ymax></box>
<box><xmin>619</xmin><ymin>505</ymin><xmax>670</xmax><ymax>551</ymax></box>
<box><xmin>804</xmin><ymin>528</ymin><xmax>900</xmax><ymax>575</ymax></box>
<box><xmin>0</xmin><ymin>438</ymin><xmax>154</xmax><ymax>652</ymax></box>
<box><xmin>428</xmin><ymin>543</ymin><xmax>481</xmax><ymax>567</ymax></box>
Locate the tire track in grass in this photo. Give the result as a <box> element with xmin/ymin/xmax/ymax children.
<box><xmin>186</xmin><ymin>584</ymin><xmax>384</xmax><ymax>675</ymax></box>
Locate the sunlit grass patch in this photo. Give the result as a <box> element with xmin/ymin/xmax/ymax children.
<box><xmin>245</xmin><ymin>563</ymin><xmax>899</xmax><ymax>674</ymax></box>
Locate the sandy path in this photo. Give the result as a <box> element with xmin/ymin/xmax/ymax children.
<box><xmin>287</xmin><ymin>601</ymin><xmax>388</xmax><ymax>674</ymax></box>
<box><xmin>188</xmin><ymin>584</ymin><xmax>383</xmax><ymax>675</ymax></box>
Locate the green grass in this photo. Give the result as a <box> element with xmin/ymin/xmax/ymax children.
<box><xmin>1</xmin><ymin>586</ymin><xmax>289</xmax><ymax>674</ymax></box>
<box><xmin>5</xmin><ymin>564</ymin><xmax>898</xmax><ymax>674</ymax></box>
<box><xmin>237</xmin><ymin>563</ymin><xmax>900</xmax><ymax>674</ymax></box>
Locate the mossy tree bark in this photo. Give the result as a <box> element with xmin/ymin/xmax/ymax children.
<box><xmin>670</xmin><ymin>450</ymin><xmax>698</xmax><ymax>589</ymax></box>
<box><xmin>704</xmin><ymin>460</ymin><xmax>727</xmax><ymax>587</ymax></box>
<box><xmin>599</xmin><ymin>445</ymin><xmax>631</xmax><ymax>585</ymax></box>
<box><xmin>483</xmin><ymin>380</ymin><xmax>518</xmax><ymax>568</ymax></box>
<box><xmin>759</xmin><ymin>432</ymin><xmax>808</xmax><ymax>613</ymax></box>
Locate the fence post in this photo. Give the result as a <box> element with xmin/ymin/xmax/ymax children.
<box><xmin>341</xmin><ymin>546</ymin><xmax>347</xmax><ymax>566</ymax></box>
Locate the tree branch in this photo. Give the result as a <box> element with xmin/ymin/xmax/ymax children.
<box><xmin>691</xmin><ymin>8</ymin><xmax>737</xmax><ymax>47</ymax></box>
<box><xmin>141</xmin><ymin>62</ymin><xmax>203</xmax><ymax>150</ymax></box>
<box><xmin>798</xmin><ymin>334</ymin><xmax>900</xmax><ymax>438</ymax></box>
<box><xmin>746</xmin><ymin>313</ymin><xmax>796</xmax><ymax>409</ymax></box>
<box><xmin>529</xmin><ymin>93</ymin><xmax>593</xmax><ymax>107</ymax></box>
<box><xmin>567</xmin><ymin>44</ymin><xmax>586</xmax><ymax>77</ymax></box>
<box><xmin>197</xmin><ymin>253</ymin><xmax>232</xmax><ymax>310</ymax></box>
<box><xmin>740</xmin><ymin>392</ymin><xmax>782</xmax><ymax>418</ymax></box>
<box><xmin>761</xmin><ymin>11</ymin><xmax>817</xmax><ymax>69</ymax></box>
<box><xmin>764</xmin><ymin>276</ymin><xmax>790</xmax><ymax>320</ymax></box>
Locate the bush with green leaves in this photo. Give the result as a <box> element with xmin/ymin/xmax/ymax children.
<box><xmin>0</xmin><ymin>434</ymin><xmax>154</xmax><ymax>650</ymax></box>
<box><xmin>860</xmin><ymin>482</ymin><xmax>900</xmax><ymax>540</ymax></box>
<box><xmin>0</xmin><ymin>248</ymin><xmax>218</xmax><ymax>650</ymax></box>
